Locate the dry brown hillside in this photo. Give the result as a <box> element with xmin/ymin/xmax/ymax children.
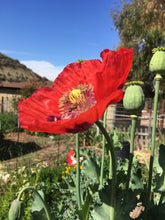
<box><xmin>0</xmin><ymin>53</ymin><xmax>48</xmax><ymax>82</ymax></box>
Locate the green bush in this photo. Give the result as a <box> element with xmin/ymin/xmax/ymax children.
<box><xmin>0</xmin><ymin>112</ymin><xmax>19</xmax><ymax>133</ymax></box>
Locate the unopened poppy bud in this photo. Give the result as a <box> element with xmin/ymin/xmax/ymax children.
<box><xmin>123</xmin><ymin>81</ymin><xmax>145</xmax><ymax>114</ymax></box>
<box><xmin>8</xmin><ymin>199</ymin><xmax>24</xmax><ymax>220</ymax></box>
<box><xmin>149</xmin><ymin>47</ymin><xmax>165</xmax><ymax>75</ymax></box>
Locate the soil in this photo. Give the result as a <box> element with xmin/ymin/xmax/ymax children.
<box><xmin>1</xmin><ymin>132</ymin><xmax>151</xmax><ymax>170</ymax></box>
<box><xmin>1</xmin><ymin>132</ymin><xmax>73</xmax><ymax>169</ymax></box>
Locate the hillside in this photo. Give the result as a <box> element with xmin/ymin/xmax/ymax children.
<box><xmin>0</xmin><ymin>53</ymin><xmax>47</xmax><ymax>82</ymax></box>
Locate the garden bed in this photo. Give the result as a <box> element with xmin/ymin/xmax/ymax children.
<box><xmin>0</xmin><ymin>132</ymin><xmax>71</xmax><ymax>170</ymax></box>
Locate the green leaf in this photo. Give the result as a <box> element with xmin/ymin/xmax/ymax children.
<box><xmin>126</xmin><ymin>157</ymin><xmax>144</xmax><ymax>190</ymax></box>
<box><xmin>91</xmin><ymin>182</ymin><xmax>137</xmax><ymax>220</ymax></box>
<box><xmin>91</xmin><ymin>202</ymin><xmax>110</xmax><ymax>220</ymax></box>
<box><xmin>30</xmin><ymin>190</ymin><xmax>49</xmax><ymax>220</ymax></box>
<box><xmin>31</xmin><ymin>209</ymin><xmax>47</xmax><ymax>220</ymax></box>
<box><xmin>91</xmin><ymin>195</ymin><xmax>133</xmax><ymax>220</ymax></box>
<box><xmin>110</xmin><ymin>130</ymin><xmax>123</xmax><ymax>150</ymax></box>
<box><xmin>30</xmin><ymin>190</ymin><xmax>45</xmax><ymax>212</ymax></box>
<box><xmin>129</xmin><ymin>169</ymin><xmax>144</xmax><ymax>190</ymax></box>
<box><xmin>82</xmin><ymin>157</ymin><xmax>100</xmax><ymax>183</ymax></box>
<box><xmin>153</xmin><ymin>155</ymin><xmax>163</xmax><ymax>175</ymax></box>
<box><xmin>76</xmin><ymin>188</ymin><xmax>93</xmax><ymax>220</ymax></box>
<box><xmin>158</xmin><ymin>144</ymin><xmax>165</xmax><ymax>172</ymax></box>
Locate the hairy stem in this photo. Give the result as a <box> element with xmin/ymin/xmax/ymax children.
<box><xmin>95</xmin><ymin>120</ymin><xmax>117</xmax><ymax>220</ymax></box>
<box><xmin>100</xmin><ymin>109</ymin><xmax>107</xmax><ymax>185</ymax></box>
<box><xmin>109</xmin><ymin>152</ymin><xmax>112</xmax><ymax>179</ymax></box>
<box><xmin>76</xmin><ymin>133</ymin><xmax>81</xmax><ymax>210</ymax></box>
<box><xmin>145</xmin><ymin>74</ymin><xmax>161</xmax><ymax>218</ymax></box>
<box><xmin>126</xmin><ymin>115</ymin><xmax>137</xmax><ymax>190</ymax></box>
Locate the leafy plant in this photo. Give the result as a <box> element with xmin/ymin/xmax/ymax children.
<box><xmin>0</xmin><ymin>160</ymin><xmax>66</xmax><ymax>220</ymax></box>
<box><xmin>0</xmin><ymin>112</ymin><xmax>18</xmax><ymax>133</ymax></box>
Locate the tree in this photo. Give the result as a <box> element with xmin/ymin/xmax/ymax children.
<box><xmin>110</xmin><ymin>0</ymin><xmax>165</xmax><ymax>97</ymax></box>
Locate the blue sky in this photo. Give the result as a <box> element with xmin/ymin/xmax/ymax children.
<box><xmin>0</xmin><ymin>0</ymin><xmax>122</xmax><ymax>81</ymax></box>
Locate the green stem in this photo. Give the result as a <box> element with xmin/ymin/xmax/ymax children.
<box><xmin>126</xmin><ymin>115</ymin><xmax>137</xmax><ymax>190</ymax></box>
<box><xmin>109</xmin><ymin>152</ymin><xmax>112</xmax><ymax>179</ymax></box>
<box><xmin>134</xmin><ymin>153</ymin><xmax>149</xmax><ymax>170</ymax></box>
<box><xmin>95</xmin><ymin>120</ymin><xmax>117</xmax><ymax>220</ymax></box>
<box><xmin>145</xmin><ymin>74</ymin><xmax>162</xmax><ymax>218</ymax></box>
<box><xmin>76</xmin><ymin>133</ymin><xmax>81</xmax><ymax>210</ymax></box>
<box><xmin>17</xmin><ymin>186</ymin><xmax>51</xmax><ymax>220</ymax></box>
<box><xmin>100</xmin><ymin>109</ymin><xmax>108</xmax><ymax>185</ymax></box>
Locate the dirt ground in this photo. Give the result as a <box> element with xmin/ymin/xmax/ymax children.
<box><xmin>1</xmin><ymin>132</ymin><xmax>151</xmax><ymax>170</ymax></box>
<box><xmin>1</xmin><ymin>132</ymin><xmax>72</xmax><ymax>169</ymax></box>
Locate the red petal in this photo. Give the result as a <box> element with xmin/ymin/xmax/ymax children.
<box><xmin>95</xmin><ymin>48</ymin><xmax>134</xmax><ymax>100</ymax></box>
<box><xmin>66</xmin><ymin>151</ymin><xmax>76</xmax><ymax>165</ymax></box>
<box><xmin>18</xmin><ymin>48</ymin><xmax>133</xmax><ymax>133</ymax></box>
<box><xmin>19</xmin><ymin>89</ymin><xmax>123</xmax><ymax>133</ymax></box>
<box><xmin>53</xmin><ymin>59</ymin><xmax>102</xmax><ymax>98</ymax></box>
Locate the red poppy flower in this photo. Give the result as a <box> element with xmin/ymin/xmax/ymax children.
<box><xmin>66</xmin><ymin>151</ymin><xmax>83</xmax><ymax>165</ymax></box>
<box><xmin>18</xmin><ymin>48</ymin><xmax>133</xmax><ymax>133</ymax></box>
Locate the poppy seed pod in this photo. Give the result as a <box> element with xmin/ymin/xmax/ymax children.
<box><xmin>8</xmin><ymin>199</ymin><xmax>24</xmax><ymax>220</ymax></box>
<box><xmin>123</xmin><ymin>81</ymin><xmax>145</xmax><ymax>115</ymax></box>
<box><xmin>149</xmin><ymin>47</ymin><xmax>165</xmax><ymax>75</ymax></box>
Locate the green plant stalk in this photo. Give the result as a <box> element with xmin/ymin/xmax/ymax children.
<box><xmin>109</xmin><ymin>151</ymin><xmax>112</xmax><ymax>179</ymax></box>
<box><xmin>95</xmin><ymin>120</ymin><xmax>117</xmax><ymax>220</ymax></box>
<box><xmin>145</xmin><ymin>74</ymin><xmax>161</xmax><ymax>218</ymax></box>
<box><xmin>76</xmin><ymin>133</ymin><xmax>81</xmax><ymax>210</ymax></box>
<box><xmin>134</xmin><ymin>153</ymin><xmax>149</xmax><ymax>170</ymax></box>
<box><xmin>17</xmin><ymin>186</ymin><xmax>51</xmax><ymax>220</ymax></box>
<box><xmin>126</xmin><ymin>115</ymin><xmax>137</xmax><ymax>190</ymax></box>
<box><xmin>100</xmin><ymin>109</ymin><xmax>107</xmax><ymax>185</ymax></box>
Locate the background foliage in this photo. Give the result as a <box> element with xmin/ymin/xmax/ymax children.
<box><xmin>110</xmin><ymin>0</ymin><xmax>165</xmax><ymax>98</ymax></box>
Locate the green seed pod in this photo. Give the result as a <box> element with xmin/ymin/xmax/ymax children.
<box><xmin>8</xmin><ymin>199</ymin><xmax>24</xmax><ymax>220</ymax></box>
<box><xmin>123</xmin><ymin>81</ymin><xmax>145</xmax><ymax>114</ymax></box>
<box><xmin>149</xmin><ymin>47</ymin><xmax>165</xmax><ymax>75</ymax></box>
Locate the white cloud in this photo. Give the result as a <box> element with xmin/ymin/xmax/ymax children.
<box><xmin>1</xmin><ymin>49</ymin><xmax>32</xmax><ymax>56</ymax></box>
<box><xmin>21</xmin><ymin>60</ymin><xmax>64</xmax><ymax>81</ymax></box>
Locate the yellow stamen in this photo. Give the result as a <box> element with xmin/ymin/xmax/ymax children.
<box><xmin>69</xmin><ymin>89</ymin><xmax>82</xmax><ymax>104</ymax></box>
<box><xmin>59</xmin><ymin>84</ymin><xmax>96</xmax><ymax>119</ymax></box>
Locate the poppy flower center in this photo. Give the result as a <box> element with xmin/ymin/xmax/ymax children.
<box><xmin>59</xmin><ymin>84</ymin><xmax>96</xmax><ymax>119</ymax></box>
<box><xmin>69</xmin><ymin>89</ymin><xmax>84</xmax><ymax>104</ymax></box>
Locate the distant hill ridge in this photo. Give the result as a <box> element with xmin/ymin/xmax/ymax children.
<box><xmin>0</xmin><ymin>53</ymin><xmax>48</xmax><ymax>83</ymax></box>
